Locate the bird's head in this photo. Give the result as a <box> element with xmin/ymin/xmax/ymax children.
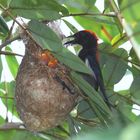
<box><xmin>64</xmin><ymin>30</ymin><xmax>98</xmax><ymax>50</ymax></box>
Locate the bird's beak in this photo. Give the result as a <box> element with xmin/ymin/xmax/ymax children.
<box><xmin>63</xmin><ymin>35</ymin><xmax>76</xmax><ymax>47</ymax></box>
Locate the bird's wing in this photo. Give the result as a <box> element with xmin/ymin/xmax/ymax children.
<box><xmin>86</xmin><ymin>55</ymin><xmax>111</xmax><ymax>108</ymax></box>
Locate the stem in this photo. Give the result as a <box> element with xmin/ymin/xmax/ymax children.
<box><xmin>0</xmin><ymin>122</ymin><xmax>24</xmax><ymax>131</ymax></box>
<box><xmin>0</xmin><ymin>51</ymin><xmax>23</xmax><ymax>57</ymax></box>
<box><xmin>0</xmin><ymin>4</ymin><xmax>39</xmax><ymax>49</ymax></box>
<box><xmin>0</xmin><ymin>5</ymin><xmax>25</xmax><ymax>30</ymax></box>
<box><xmin>109</xmin><ymin>0</ymin><xmax>140</xmax><ymax>60</ymax></box>
<box><xmin>0</xmin><ymin>35</ymin><xmax>21</xmax><ymax>50</ymax></box>
<box><xmin>64</xmin><ymin>12</ymin><xmax>117</xmax><ymax>18</ymax></box>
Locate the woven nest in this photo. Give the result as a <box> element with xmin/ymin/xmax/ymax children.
<box><xmin>15</xmin><ymin>28</ymin><xmax>80</xmax><ymax>132</ymax></box>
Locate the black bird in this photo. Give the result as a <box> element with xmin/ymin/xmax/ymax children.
<box><xmin>64</xmin><ymin>30</ymin><xmax>111</xmax><ymax>108</ymax></box>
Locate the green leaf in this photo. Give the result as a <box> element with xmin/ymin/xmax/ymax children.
<box><xmin>0</xmin><ymin>116</ymin><xmax>4</xmax><ymax>124</ymax></box>
<box><xmin>46</xmin><ymin>124</ymin><xmax>69</xmax><ymax>139</ymax></box>
<box><xmin>70</xmin><ymin>71</ymin><xmax>111</xmax><ymax>116</ymax></box>
<box><xmin>85</xmin><ymin>0</ymin><xmax>96</xmax><ymax>5</ymax></box>
<box><xmin>0</xmin><ymin>81</ymin><xmax>15</xmax><ymax>97</ymax></box>
<box><xmin>0</xmin><ymin>130</ymin><xmax>46</xmax><ymax>140</ymax></box>
<box><xmin>9</xmin><ymin>0</ymin><xmax>69</xmax><ymax>20</ymax></box>
<box><xmin>5</xmin><ymin>47</ymin><xmax>19</xmax><ymax>78</ymax></box>
<box><xmin>102</xmin><ymin>48</ymin><xmax>128</xmax><ymax>87</ymax></box>
<box><xmin>64</xmin><ymin>1</ymin><xmax>120</xmax><ymax>43</ymax></box>
<box><xmin>0</xmin><ymin>81</ymin><xmax>17</xmax><ymax>116</ymax></box>
<box><xmin>130</xmin><ymin>76</ymin><xmax>140</xmax><ymax>103</ymax></box>
<box><xmin>63</xmin><ymin>0</ymin><xmax>97</xmax><ymax>13</ymax></box>
<box><xmin>70</xmin><ymin>71</ymin><xmax>112</xmax><ymax>125</ymax></box>
<box><xmin>111</xmin><ymin>33</ymin><xmax>127</xmax><ymax>50</ymax></box>
<box><xmin>120</xmin><ymin>0</ymin><xmax>140</xmax><ymax>57</ymax></box>
<box><xmin>72</xmin><ymin>126</ymin><xmax>120</xmax><ymax>140</ymax></box>
<box><xmin>77</xmin><ymin>99</ymin><xmax>96</xmax><ymax>119</ymax></box>
<box><xmin>0</xmin><ymin>16</ymin><xmax>9</xmax><ymax>35</ymax></box>
<box><xmin>67</xmin><ymin>116</ymin><xmax>80</xmax><ymax>136</ymax></box>
<box><xmin>63</xmin><ymin>19</ymin><xmax>79</xmax><ymax>33</ymax></box>
<box><xmin>28</xmin><ymin>20</ymin><xmax>92</xmax><ymax>74</ymax></box>
<box><xmin>0</xmin><ymin>0</ymin><xmax>10</xmax><ymax>7</ymax></box>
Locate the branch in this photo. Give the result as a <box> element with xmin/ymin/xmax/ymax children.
<box><xmin>0</xmin><ymin>122</ymin><xmax>25</xmax><ymax>131</ymax></box>
<box><xmin>109</xmin><ymin>0</ymin><xmax>140</xmax><ymax>60</ymax></box>
<box><xmin>0</xmin><ymin>4</ymin><xmax>41</xmax><ymax>50</ymax></box>
<box><xmin>0</xmin><ymin>5</ymin><xmax>25</xmax><ymax>30</ymax></box>
<box><xmin>0</xmin><ymin>35</ymin><xmax>21</xmax><ymax>50</ymax></box>
<box><xmin>0</xmin><ymin>51</ymin><xmax>23</xmax><ymax>57</ymax></box>
<box><xmin>64</xmin><ymin>12</ymin><xmax>117</xmax><ymax>18</ymax></box>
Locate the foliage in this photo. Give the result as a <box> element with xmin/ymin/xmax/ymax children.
<box><xmin>0</xmin><ymin>0</ymin><xmax>140</xmax><ymax>140</ymax></box>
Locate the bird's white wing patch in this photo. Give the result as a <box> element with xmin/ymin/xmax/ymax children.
<box><xmin>85</xmin><ymin>58</ymin><xmax>97</xmax><ymax>80</ymax></box>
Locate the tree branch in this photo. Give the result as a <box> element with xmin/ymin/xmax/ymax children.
<box><xmin>0</xmin><ymin>122</ymin><xmax>25</xmax><ymax>131</ymax></box>
<box><xmin>63</xmin><ymin>12</ymin><xmax>117</xmax><ymax>18</ymax></box>
<box><xmin>0</xmin><ymin>50</ymin><xmax>23</xmax><ymax>57</ymax></box>
<box><xmin>0</xmin><ymin>35</ymin><xmax>21</xmax><ymax>50</ymax></box>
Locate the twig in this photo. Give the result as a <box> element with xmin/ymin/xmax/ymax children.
<box><xmin>0</xmin><ymin>5</ymin><xmax>25</xmax><ymax>30</ymax></box>
<box><xmin>0</xmin><ymin>51</ymin><xmax>23</xmax><ymax>57</ymax></box>
<box><xmin>0</xmin><ymin>4</ymin><xmax>40</xmax><ymax>50</ymax></box>
<box><xmin>0</xmin><ymin>35</ymin><xmax>21</xmax><ymax>50</ymax></box>
<box><xmin>101</xmin><ymin>26</ymin><xmax>113</xmax><ymax>41</ymax></box>
<box><xmin>6</xmin><ymin>20</ymin><xmax>16</xmax><ymax>40</ymax></box>
<box><xmin>0</xmin><ymin>122</ymin><xmax>25</xmax><ymax>131</ymax></box>
<box><xmin>64</xmin><ymin>12</ymin><xmax>117</xmax><ymax>18</ymax></box>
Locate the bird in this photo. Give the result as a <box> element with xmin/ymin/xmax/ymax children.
<box><xmin>15</xmin><ymin>28</ymin><xmax>79</xmax><ymax>132</ymax></box>
<box><xmin>64</xmin><ymin>30</ymin><xmax>111</xmax><ymax>109</ymax></box>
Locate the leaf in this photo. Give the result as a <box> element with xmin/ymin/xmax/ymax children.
<box><xmin>0</xmin><ymin>130</ymin><xmax>46</xmax><ymax>140</ymax></box>
<box><xmin>120</xmin><ymin>0</ymin><xmax>140</xmax><ymax>58</ymax></box>
<box><xmin>9</xmin><ymin>0</ymin><xmax>69</xmax><ymax>20</ymax></box>
<box><xmin>0</xmin><ymin>116</ymin><xmax>4</xmax><ymax>124</ymax></box>
<box><xmin>28</xmin><ymin>20</ymin><xmax>92</xmax><ymax>74</ymax></box>
<box><xmin>64</xmin><ymin>1</ymin><xmax>120</xmax><ymax>43</ymax></box>
<box><xmin>121</xmin><ymin>0</ymin><xmax>140</xmax><ymax>44</ymax></box>
<box><xmin>71</xmin><ymin>126</ymin><xmax>120</xmax><ymax>140</ymax></box>
<box><xmin>63</xmin><ymin>19</ymin><xmax>79</xmax><ymax>33</ymax></box>
<box><xmin>0</xmin><ymin>0</ymin><xmax>10</xmax><ymax>7</ymax></box>
<box><xmin>5</xmin><ymin>47</ymin><xmax>19</xmax><ymax>78</ymax></box>
<box><xmin>102</xmin><ymin>48</ymin><xmax>128</xmax><ymax>87</ymax></box>
<box><xmin>70</xmin><ymin>71</ymin><xmax>111</xmax><ymax>115</ymax></box>
<box><xmin>46</xmin><ymin>124</ymin><xmax>69</xmax><ymax>139</ymax></box>
<box><xmin>70</xmin><ymin>71</ymin><xmax>112</xmax><ymax>125</ymax></box>
<box><xmin>0</xmin><ymin>16</ymin><xmax>9</xmax><ymax>35</ymax></box>
<box><xmin>130</xmin><ymin>76</ymin><xmax>140</xmax><ymax>103</ymax></box>
<box><xmin>0</xmin><ymin>81</ymin><xmax>17</xmax><ymax>116</ymax></box>
<box><xmin>64</xmin><ymin>0</ymin><xmax>97</xmax><ymax>13</ymax></box>
<box><xmin>66</xmin><ymin>116</ymin><xmax>80</xmax><ymax>136</ymax></box>
<box><xmin>111</xmin><ymin>33</ymin><xmax>127</xmax><ymax>49</ymax></box>
<box><xmin>77</xmin><ymin>99</ymin><xmax>96</xmax><ymax>119</ymax></box>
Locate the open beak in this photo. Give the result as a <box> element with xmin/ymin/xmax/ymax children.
<box><xmin>63</xmin><ymin>35</ymin><xmax>76</xmax><ymax>47</ymax></box>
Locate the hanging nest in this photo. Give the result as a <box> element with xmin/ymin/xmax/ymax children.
<box><xmin>15</xmin><ymin>26</ymin><xmax>80</xmax><ymax>132</ymax></box>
